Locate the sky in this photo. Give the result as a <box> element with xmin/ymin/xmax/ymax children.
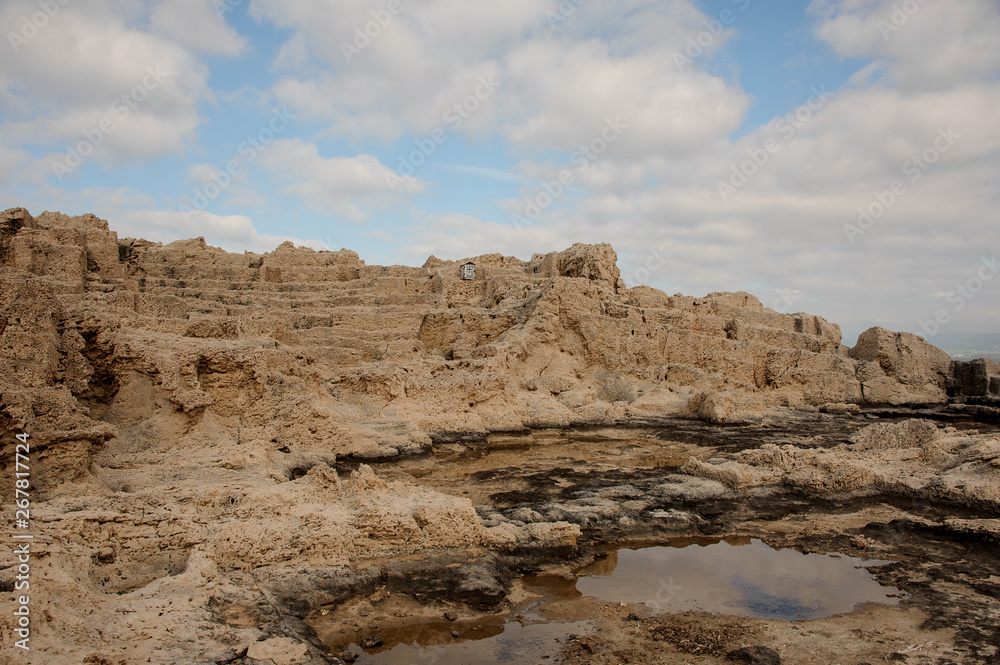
<box><xmin>1</xmin><ymin>0</ymin><xmax>998</xmax><ymax>346</ymax></box>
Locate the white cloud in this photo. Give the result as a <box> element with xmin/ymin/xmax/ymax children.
<box><xmin>181</xmin><ymin>160</ymin><xmax>268</xmax><ymax>209</ymax></box>
<box><xmin>392</xmin><ymin>212</ymin><xmax>572</xmax><ymax>266</ymax></box>
<box><xmin>250</xmin><ymin>0</ymin><xmax>541</xmax><ymax>69</ymax></box>
<box><xmin>4</xmin><ymin>184</ymin><xmax>320</xmax><ymax>254</ymax></box>
<box><xmin>812</xmin><ymin>0</ymin><xmax>1000</xmax><ymax>91</ymax></box>
<box><xmin>253</xmin><ymin>0</ymin><xmax>749</xmax><ymax>154</ymax></box>
<box><xmin>273</xmin><ymin>33</ymin><xmax>312</xmax><ymax>71</ymax></box>
<box><xmin>151</xmin><ymin>0</ymin><xmax>247</xmax><ymax>56</ymax></box>
<box><xmin>124</xmin><ymin>209</ymin><xmax>324</xmax><ymax>253</ymax></box>
<box><xmin>0</xmin><ymin>0</ymin><xmax>209</xmax><ymax>165</ymax></box>
<box><xmin>254</xmin><ymin>138</ymin><xmax>425</xmax><ymax>223</ymax></box>
<box><xmin>0</xmin><ymin>144</ymin><xmax>31</xmax><ymax>190</ymax></box>
<box><xmin>501</xmin><ymin>39</ymin><xmax>748</xmax><ymax>156</ymax></box>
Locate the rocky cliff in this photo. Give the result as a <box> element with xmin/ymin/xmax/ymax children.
<box><xmin>0</xmin><ymin>208</ymin><xmax>958</xmax><ymax>480</ymax></box>
<box><xmin>0</xmin><ymin>208</ymin><xmax>981</xmax><ymax>663</ymax></box>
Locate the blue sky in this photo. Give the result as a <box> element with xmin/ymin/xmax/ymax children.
<box><xmin>1</xmin><ymin>0</ymin><xmax>998</xmax><ymax>345</ymax></box>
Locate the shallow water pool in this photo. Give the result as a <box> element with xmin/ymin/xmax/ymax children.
<box><xmin>344</xmin><ymin>616</ymin><xmax>592</xmax><ymax>664</ymax></box>
<box><xmin>331</xmin><ymin>537</ymin><xmax>902</xmax><ymax>664</ymax></box>
<box><xmin>577</xmin><ymin>537</ymin><xmax>903</xmax><ymax>620</ymax></box>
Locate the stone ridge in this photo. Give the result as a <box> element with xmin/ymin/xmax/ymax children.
<box><xmin>0</xmin><ymin>207</ymin><xmax>979</xmax><ymax>663</ymax></box>
<box><xmin>0</xmin><ymin>207</ymin><xmax>957</xmax><ymax>490</ymax></box>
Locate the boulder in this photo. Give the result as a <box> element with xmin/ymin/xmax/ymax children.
<box><xmin>851</xmin><ymin>327</ymin><xmax>951</xmax><ymax>403</ymax></box>
<box><xmin>951</xmin><ymin>358</ymin><xmax>1000</xmax><ymax>397</ymax></box>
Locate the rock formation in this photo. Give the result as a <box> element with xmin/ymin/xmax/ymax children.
<box><xmin>950</xmin><ymin>358</ymin><xmax>1000</xmax><ymax>398</ymax></box>
<box><xmin>681</xmin><ymin>417</ymin><xmax>1000</xmax><ymax>509</ymax></box>
<box><xmin>0</xmin><ymin>208</ymin><xmax>980</xmax><ymax>662</ymax></box>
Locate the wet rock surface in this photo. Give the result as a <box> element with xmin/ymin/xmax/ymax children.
<box><xmin>726</xmin><ymin>646</ymin><xmax>782</xmax><ymax>664</ymax></box>
<box><xmin>1</xmin><ymin>209</ymin><xmax>998</xmax><ymax>664</ymax></box>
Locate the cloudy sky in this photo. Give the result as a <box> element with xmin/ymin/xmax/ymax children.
<box><xmin>1</xmin><ymin>0</ymin><xmax>998</xmax><ymax>345</ymax></box>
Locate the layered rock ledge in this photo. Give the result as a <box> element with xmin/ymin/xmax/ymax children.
<box><xmin>0</xmin><ymin>208</ymin><xmax>965</xmax><ymax>473</ymax></box>
<box><xmin>0</xmin><ymin>207</ymin><xmax>994</xmax><ymax>663</ymax></box>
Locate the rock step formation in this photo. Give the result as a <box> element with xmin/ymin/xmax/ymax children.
<box><xmin>0</xmin><ymin>207</ymin><xmax>984</xmax><ymax>664</ymax></box>
<box><xmin>1</xmin><ymin>207</ymin><xmax>961</xmax><ymax>492</ymax></box>
<box><xmin>950</xmin><ymin>358</ymin><xmax>1000</xmax><ymax>399</ymax></box>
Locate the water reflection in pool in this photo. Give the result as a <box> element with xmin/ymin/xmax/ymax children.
<box><xmin>328</xmin><ymin>538</ymin><xmax>903</xmax><ymax>663</ymax></box>
<box><xmin>576</xmin><ymin>537</ymin><xmax>903</xmax><ymax>621</ymax></box>
<box><xmin>346</xmin><ymin>616</ymin><xmax>592</xmax><ymax>664</ymax></box>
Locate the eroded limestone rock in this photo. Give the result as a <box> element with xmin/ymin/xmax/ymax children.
<box><xmin>0</xmin><ymin>209</ymin><xmax>969</xmax><ymax>661</ymax></box>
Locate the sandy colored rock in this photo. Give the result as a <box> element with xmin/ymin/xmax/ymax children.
<box><xmin>848</xmin><ymin>418</ymin><xmax>939</xmax><ymax>450</ymax></box>
<box><xmin>246</xmin><ymin>637</ymin><xmax>311</xmax><ymax>664</ymax></box>
<box><xmin>850</xmin><ymin>326</ymin><xmax>952</xmax><ymax>404</ymax></box>
<box><xmin>0</xmin><ymin>209</ymin><xmax>978</xmax><ymax>662</ymax></box>
<box><xmin>674</xmin><ymin>419</ymin><xmax>1000</xmax><ymax>510</ymax></box>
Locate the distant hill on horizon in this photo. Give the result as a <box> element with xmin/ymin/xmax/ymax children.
<box><xmin>921</xmin><ymin>330</ymin><xmax>1000</xmax><ymax>361</ymax></box>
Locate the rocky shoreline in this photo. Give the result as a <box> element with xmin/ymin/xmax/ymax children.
<box><xmin>1</xmin><ymin>208</ymin><xmax>998</xmax><ymax>664</ymax></box>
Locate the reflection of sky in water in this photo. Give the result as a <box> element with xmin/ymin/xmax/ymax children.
<box><xmin>340</xmin><ymin>540</ymin><xmax>901</xmax><ymax>664</ymax></box>
<box><xmin>354</xmin><ymin>619</ymin><xmax>592</xmax><ymax>665</ymax></box>
<box><xmin>732</xmin><ymin>580</ymin><xmax>818</xmax><ymax>620</ymax></box>
<box><xmin>576</xmin><ymin>539</ymin><xmax>901</xmax><ymax>620</ymax></box>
